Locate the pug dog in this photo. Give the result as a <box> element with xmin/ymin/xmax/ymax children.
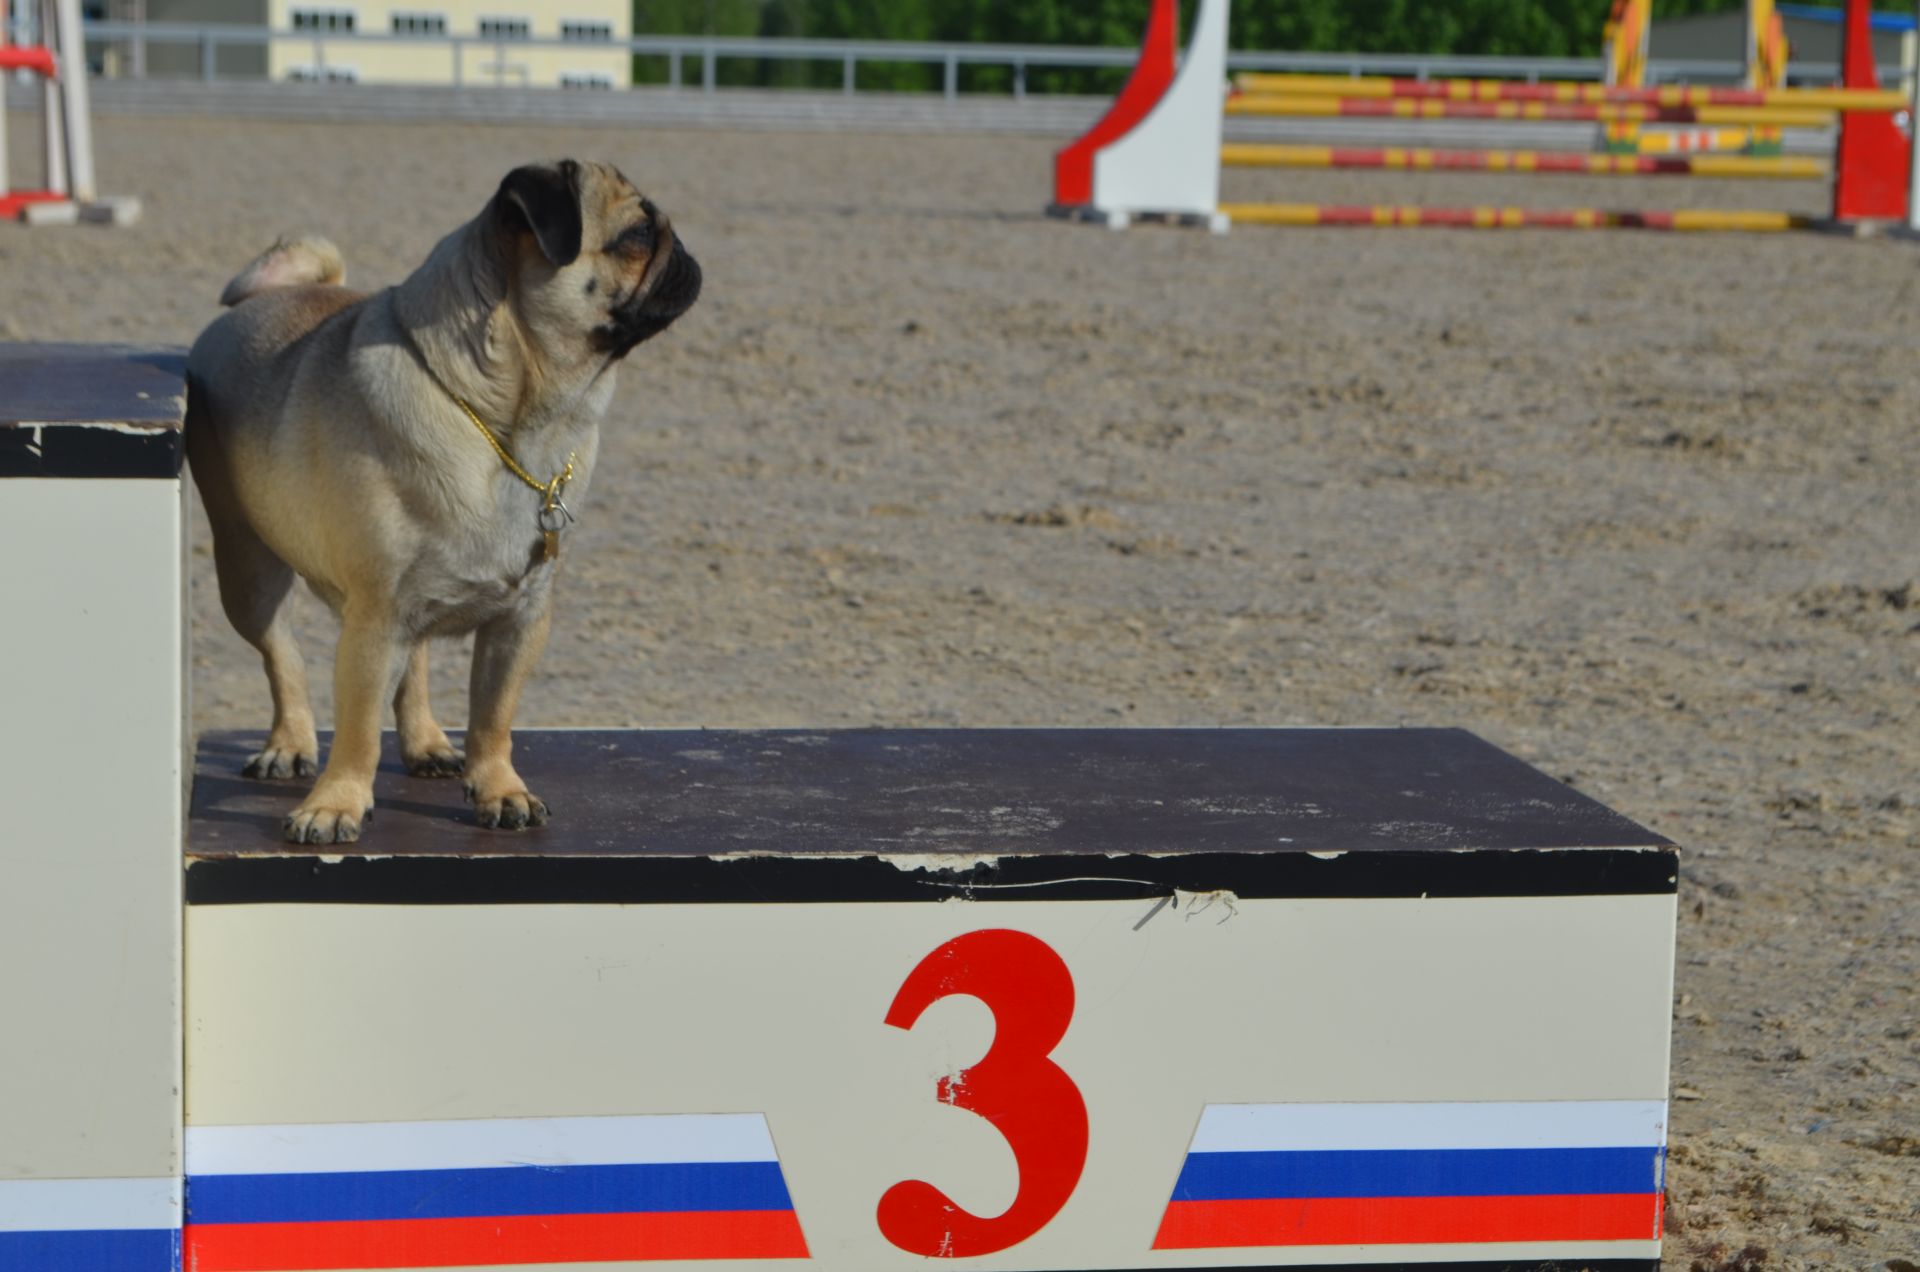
<box><xmin>186</xmin><ymin>159</ymin><xmax>701</xmax><ymax>843</ymax></box>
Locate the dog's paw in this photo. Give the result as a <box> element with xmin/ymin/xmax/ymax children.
<box><xmin>464</xmin><ymin>780</ymin><xmax>549</xmax><ymax>831</ymax></box>
<box><xmin>283</xmin><ymin>794</ymin><xmax>373</xmax><ymax>844</ymax></box>
<box><xmin>243</xmin><ymin>744</ymin><xmax>318</xmax><ymax>781</ymax></box>
<box><xmin>403</xmin><ymin>741</ymin><xmax>465</xmax><ymax>779</ymax></box>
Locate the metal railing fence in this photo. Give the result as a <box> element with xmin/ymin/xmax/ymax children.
<box><xmin>62</xmin><ymin>22</ymin><xmax>1893</xmax><ymax>95</ymax></box>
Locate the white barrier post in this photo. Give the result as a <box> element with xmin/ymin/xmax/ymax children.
<box><xmin>1048</xmin><ymin>0</ymin><xmax>1230</xmax><ymax>232</ymax></box>
<box><xmin>1093</xmin><ymin>0</ymin><xmax>1229</xmax><ymax>231</ymax></box>
<box><xmin>1910</xmin><ymin>0</ymin><xmax>1920</xmax><ymax>230</ymax></box>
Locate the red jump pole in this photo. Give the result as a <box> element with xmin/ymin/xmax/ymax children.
<box><xmin>1830</xmin><ymin>0</ymin><xmax>1910</xmax><ymax>222</ymax></box>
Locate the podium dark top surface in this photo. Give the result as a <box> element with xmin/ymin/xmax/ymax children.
<box><xmin>0</xmin><ymin>342</ymin><xmax>188</xmax><ymax>478</ymax></box>
<box><xmin>187</xmin><ymin>729</ymin><xmax>1675</xmax><ymax>903</ymax></box>
<box><xmin>189</xmin><ymin>727</ymin><xmax>1667</xmax><ymax>856</ymax></box>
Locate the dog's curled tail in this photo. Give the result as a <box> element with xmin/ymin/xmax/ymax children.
<box><xmin>219</xmin><ymin>235</ymin><xmax>347</xmax><ymax>307</ymax></box>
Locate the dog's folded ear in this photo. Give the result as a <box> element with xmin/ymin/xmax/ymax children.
<box><xmin>494</xmin><ymin>161</ymin><xmax>583</xmax><ymax>268</ymax></box>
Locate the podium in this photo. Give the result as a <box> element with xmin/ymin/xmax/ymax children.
<box><xmin>0</xmin><ymin>344</ymin><xmax>1675</xmax><ymax>1271</ymax></box>
<box><xmin>184</xmin><ymin>727</ymin><xmax>1676</xmax><ymax>1271</ymax></box>
<box><xmin>0</xmin><ymin>343</ymin><xmax>187</xmax><ymax>1268</ymax></box>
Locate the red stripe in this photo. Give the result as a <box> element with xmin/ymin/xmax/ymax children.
<box><xmin>1316</xmin><ymin>205</ymin><xmax>1385</xmax><ymax>225</ymax></box>
<box><xmin>1052</xmin><ymin>0</ymin><xmax>1178</xmax><ymax>205</ymax></box>
<box><xmin>184</xmin><ymin>1209</ymin><xmax>809</xmax><ymax>1270</ymax></box>
<box><xmin>1153</xmin><ymin>1193</ymin><xmax>1662</xmax><ymax>1249</ymax></box>
<box><xmin>0</xmin><ymin>46</ymin><xmax>57</xmax><ymax>75</ymax></box>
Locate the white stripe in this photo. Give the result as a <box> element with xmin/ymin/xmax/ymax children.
<box><xmin>0</xmin><ymin>1177</ymin><xmax>181</xmax><ymax>1233</ymax></box>
<box><xmin>187</xmin><ymin>1113</ymin><xmax>779</xmax><ymax>1177</ymax></box>
<box><xmin>1188</xmin><ymin>1100</ymin><xmax>1668</xmax><ymax>1153</ymax></box>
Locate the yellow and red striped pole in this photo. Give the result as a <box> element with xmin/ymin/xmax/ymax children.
<box><xmin>1228</xmin><ymin>77</ymin><xmax>1902</xmax><ymax>112</ymax></box>
<box><xmin>1225</xmin><ymin>96</ymin><xmax>1838</xmax><ymax>127</ymax></box>
<box><xmin>1220</xmin><ymin>202</ymin><xmax>1807</xmax><ymax>232</ymax></box>
<box><xmin>1220</xmin><ymin>143</ymin><xmax>1826</xmax><ymax>179</ymax></box>
<box><xmin>1635</xmin><ymin>127</ymin><xmax>1760</xmax><ymax>155</ymax></box>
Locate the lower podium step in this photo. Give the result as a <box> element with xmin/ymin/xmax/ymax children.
<box><xmin>183</xmin><ymin>727</ymin><xmax>1676</xmax><ymax>1272</ymax></box>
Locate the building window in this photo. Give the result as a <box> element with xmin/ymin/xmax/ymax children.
<box><xmin>560</xmin><ymin>71</ymin><xmax>612</xmax><ymax>88</ymax></box>
<box><xmin>477</xmin><ymin>16</ymin><xmax>530</xmax><ymax>40</ymax></box>
<box><xmin>290</xmin><ymin>7</ymin><xmax>355</xmax><ymax>31</ymax></box>
<box><xmin>287</xmin><ymin>64</ymin><xmax>360</xmax><ymax>80</ymax></box>
<box><xmin>391</xmin><ymin>11</ymin><xmax>445</xmax><ymax>34</ymax></box>
<box><xmin>560</xmin><ymin>20</ymin><xmax>611</xmax><ymax>41</ymax></box>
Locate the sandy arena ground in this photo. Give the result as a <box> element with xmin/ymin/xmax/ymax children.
<box><xmin>4</xmin><ymin>112</ymin><xmax>1916</xmax><ymax>1268</ymax></box>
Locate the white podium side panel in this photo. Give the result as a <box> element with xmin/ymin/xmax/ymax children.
<box><xmin>186</xmin><ymin>893</ymin><xmax>1673</xmax><ymax>1271</ymax></box>
<box><xmin>0</xmin><ymin>477</ymin><xmax>185</xmax><ymax>1266</ymax></box>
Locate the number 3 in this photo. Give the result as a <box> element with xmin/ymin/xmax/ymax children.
<box><xmin>877</xmin><ymin>929</ymin><xmax>1089</xmax><ymax>1258</ymax></box>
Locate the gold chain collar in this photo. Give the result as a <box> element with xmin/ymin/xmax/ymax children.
<box><xmin>453</xmin><ymin>396</ymin><xmax>577</xmax><ymax>561</ymax></box>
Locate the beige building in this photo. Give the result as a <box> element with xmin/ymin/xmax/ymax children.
<box><xmin>266</xmin><ymin>0</ymin><xmax>630</xmax><ymax>87</ymax></box>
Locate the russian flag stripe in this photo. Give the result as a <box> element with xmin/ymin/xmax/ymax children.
<box><xmin>183</xmin><ymin>1114</ymin><xmax>807</xmax><ymax>1268</ymax></box>
<box><xmin>1188</xmin><ymin>1100</ymin><xmax>1668</xmax><ymax>1153</ymax></box>
<box><xmin>186</xmin><ymin>1209</ymin><xmax>810</xmax><ymax>1271</ymax></box>
<box><xmin>0</xmin><ymin>1176</ymin><xmax>182</xmax><ymax>1232</ymax></box>
<box><xmin>1174</xmin><ymin>1146</ymin><xmax>1664</xmax><ymax>1201</ymax></box>
<box><xmin>0</xmin><ymin>1227</ymin><xmax>182</xmax><ymax>1270</ymax></box>
<box><xmin>0</xmin><ymin>1177</ymin><xmax>180</xmax><ymax>1271</ymax></box>
<box><xmin>1155</xmin><ymin>1193</ymin><xmax>1665</xmax><ymax>1248</ymax></box>
<box><xmin>188</xmin><ymin>1160</ymin><xmax>793</xmax><ymax>1225</ymax></box>
<box><xmin>1157</xmin><ymin>1101</ymin><xmax>1667</xmax><ymax>1251</ymax></box>
<box><xmin>185</xmin><ymin>1113</ymin><xmax>777</xmax><ymax>1175</ymax></box>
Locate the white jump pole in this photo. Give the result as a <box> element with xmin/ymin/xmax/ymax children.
<box><xmin>38</xmin><ymin>0</ymin><xmax>65</xmax><ymax>197</ymax></box>
<box><xmin>51</xmin><ymin>0</ymin><xmax>94</xmax><ymax>202</ymax></box>
<box><xmin>0</xmin><ymin>0</ymin><xmax>11</xmax><ymax>202</ymax></box>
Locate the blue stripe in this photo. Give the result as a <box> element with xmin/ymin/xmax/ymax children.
<box><xmin>187</xmin><ymin>1160</ymin><xmax>793</xmax><ymax>1225</ymax></box>
<box><xmin>0</xmin><ymin>1228</ymin><xmax>179</xmax><ymax>1271</ymax></box>
<box><xmin>1173</xmin><ymin>1147</ymin><xmax>1664</xmax><ymax>1201</ymax></box>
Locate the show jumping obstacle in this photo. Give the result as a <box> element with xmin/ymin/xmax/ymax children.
<box><xmin>2</xmin><ymin>343</ymin><xmax>1682</xmax><ymax>1271</ymax></box>
<box><xmin>0</xmin><ymin>0</ymin><xmax>137</xmax><ymax>224</ymax></box>
<box><xmin>1051</xmin><ymin>0</ymin><xmax>1919</xmax><ymax>233</ymax></box>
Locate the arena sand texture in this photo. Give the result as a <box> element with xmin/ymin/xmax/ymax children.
<box><xmin>2</xmin><ymin>113</ymin><xmax>1916</xmax><ymax>1269</ymax></box>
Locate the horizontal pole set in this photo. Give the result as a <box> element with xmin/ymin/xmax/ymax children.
<box><xmin>1052</xmin><ymin>0</ymin><xmax>1916</xmax><ymax>234</ymax></box>
<box><xmin>1226</xmin><ymin>94</ymin><xmax>1839</xmax><ymax>128</ymax></box>
<box><xmin>1221</xmin><ymin>143</ymin><xmax>1826</xmax><ymax>180</ymax></box>
<box><xmin>1234</xmin><ymin>72</ymin><xmax>1907</xmax><ymax>113</ymax></box>
<box><xmin>1218</xmin><ymin>201</ymin><xmax>1807</xmax><ymax>231</ymax></box>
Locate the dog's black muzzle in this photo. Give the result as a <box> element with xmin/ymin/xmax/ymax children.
<box><xmin>598</xmin><ymin>240</ymin><xmax>701</xmax><ymax>359</ymax></box>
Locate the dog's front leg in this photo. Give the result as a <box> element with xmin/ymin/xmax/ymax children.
<box><xmin>284</xmin><ymin>607</ymin><xmax>404</xmax><ymax>844</ymax></box>
<box><xmin>464</xmin><ymin>603</ymin><xmax>552</xmax><ymax>830</ymax></box>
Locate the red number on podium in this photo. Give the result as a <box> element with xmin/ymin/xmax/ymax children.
<box><xmin>877</xmin><ymin>929</ymin><xmax>1089</xmax><ymax>1258</ymax></box>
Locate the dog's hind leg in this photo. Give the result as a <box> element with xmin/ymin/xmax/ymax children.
<box><xmin>394</xmin><ymin>641</ymin><xmax>463</xmax><ymax>777</ymax></box>
<box><xmin>208</xmin><ymin>518</ymin><xmax>320</xmax><ymax>782</ymax></box>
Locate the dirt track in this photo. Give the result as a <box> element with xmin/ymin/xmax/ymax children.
<box><xmin>4</xmin><ymin>113</ymin><xmax>1917</xmax><ymax>1268</ymax></box>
